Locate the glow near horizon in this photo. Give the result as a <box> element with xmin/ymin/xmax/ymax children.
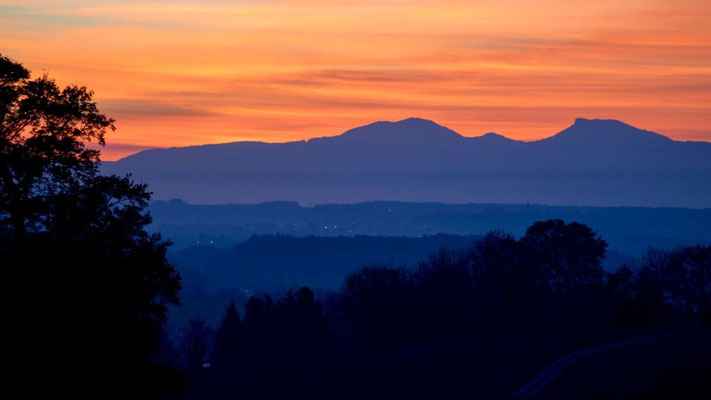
<box><xmin>1</xmin><ymin>0</ymin><xmax>710</xmax><ymax>160</ymax></box>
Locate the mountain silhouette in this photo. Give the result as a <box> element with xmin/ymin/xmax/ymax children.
<box><xmin>323</xmin><ymin>117</ymin><xmax>464</xmax><ymax>143</ymax></box>
<box><xmin>102</xmin><ymin>118</ymin><xmax>711</xmax><ymax>207</ymax></box>
<box><xmin>545</xmin><ymin>118</ymin><xmax>672</xmax><ymax>145</ymax></box>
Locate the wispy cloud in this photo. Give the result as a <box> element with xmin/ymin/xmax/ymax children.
<box><xmin>2</xmin><ymin>0</ymin><xmax>710</xmax><ymax>159</ymax></box>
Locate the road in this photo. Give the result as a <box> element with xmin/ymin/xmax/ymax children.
<box><xmin>510</xmin><ymin>331</ymin><xmax>692</xmax><ymax>399</ymax></box>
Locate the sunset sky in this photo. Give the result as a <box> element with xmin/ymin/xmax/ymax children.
<box><xmin>1</xmin><ymin>0</ymin><xmax>710</xmax><ymax>160</ymax></box>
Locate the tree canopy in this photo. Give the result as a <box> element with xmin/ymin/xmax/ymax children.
<box><xmin>1</xmin><ymin>54</ymin><xmax>181</xmax><ymax>398</ymax></box>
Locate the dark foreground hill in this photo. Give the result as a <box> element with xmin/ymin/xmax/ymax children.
<box><xmin>104</xmin><ymin>117</ymin><xmax>711</xmax><ymax>207</ymax></box>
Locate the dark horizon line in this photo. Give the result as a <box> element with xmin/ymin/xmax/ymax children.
<box><xmin>150</xmin><ymin>198</ymin><xmax>711</xmax><ymax>211</ymax></box>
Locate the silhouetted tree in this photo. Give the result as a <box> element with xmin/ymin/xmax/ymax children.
<box><xmin>605</xmin><ymin>265</ymin><xmax>640</xmax><ymax>329</ymax></box>
<box><xmin>521</xmin><ymin>220</ymin><xmax>607</xmax><ymax>294</ymax></box>
<box><xmin>464</xmin><ymin>231</ymin><xmax>538</xmax><ymax>331</ymax></box>
<box><xmin>180</xmin><ymin>317</ymin><xmax>212</xmax><ymax>371</ymax></box>
<box><xmin>243</xmin><ymin>294</ymin><xmax>276</xmax><ymax>359</ymax></box>
<box><xmin>630</xmin><ymin>263</ymin><xmax>669</xmax><ymax>328</ymax></box>
<box><xmin>415</xmin><ymin>247</ymin><xmax>473</xmax><ymax>340</ymax></box>
<box><xmin>607</xmin><ymin>249</ymin><xmax>680</xmax><ymax>330</ymax></box>
<box><xmin>1</xmin><ymin>54</ymin><xmax>181</xmax><ymax>397</ymax></box>
<box><xmin>213</xmin><ymin>301</ymin><xmax>243</xmax><ymax>368</ymax></box>
<box><xmin>277</xmin><ymin>286</ymin><xmax>332</xmax><ymax>355</ymax></box>
<box><xmin>339</xmin><ymin>265</ymin><xmax>415</xmax><ymax>347</ymax></box>
<box><xmin>657</xmin><ymin>246</ymin><xmax>711</xmax><ymax>325</ymax></box>
<box><xmin>0</xmin><ymin>54</ymin><xmax>113</xmax><ymax>236</ymax></box>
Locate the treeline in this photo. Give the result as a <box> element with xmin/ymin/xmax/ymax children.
<box><xmin>171</xmin><ymin>233</ymin><xmax>481</xmax><ymax>292</ymax></box>
<box><xmin>173</xmin><ymin>220</ymin><xmax>710</xmax><ymax>398</ymax></box>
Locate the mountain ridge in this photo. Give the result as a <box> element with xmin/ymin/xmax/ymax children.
<box><xmin>541</xmin><ymin>118</ymin><xmax>674</xmax><ymax>146</ymax></box>
<box><xmin>114</xmin><ymin>117</ymin><xmax>708</xmax><ymax>162</ymax></box>
<box><xmin>103</xmin><ymin>117</ymin><xmax>711</xmax><ymax>207</ymax></box>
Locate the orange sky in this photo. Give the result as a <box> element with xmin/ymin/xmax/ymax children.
<box><xmin>2</xmin><ymin>0</ymin><xmax>710</xmax><ymax>160</ymax></box>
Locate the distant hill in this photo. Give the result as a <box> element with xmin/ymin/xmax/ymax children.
<box><xmin>151</xmin><ymin>200</ymin><xmax>711</xmax><ymax>256</ymax></box>
<box><xmin>171</xmin><ymin>234</ymin><xmax>482</xmax><ymax>292</ymax></box>
<box><xmin>103</xmin><ymin>118</ymin><xmax>711</xmax><ymax>207</ymax></box>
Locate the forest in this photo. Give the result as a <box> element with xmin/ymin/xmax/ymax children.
<box><xmin>170</xmin><ymin>223</ymin><xmax>711</xmax><ymax>399</ymax></box>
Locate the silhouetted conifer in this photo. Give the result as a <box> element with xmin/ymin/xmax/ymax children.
<box><xmin>180</xmin><ymin>317</ymin><xmax>212</xmax><ymax>371</ymax></box>
<box><xmin>213</xmin><ymin>301</ymin><xmax>243</xmax><ymax>367</ymax></box>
